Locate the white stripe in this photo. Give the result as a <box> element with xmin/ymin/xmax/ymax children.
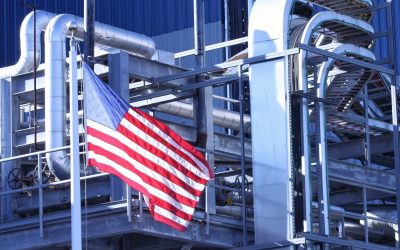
<box><xmin>154</xmin><ymin>205</ymin><xmax>191</xmax><ymax>228</ymax></box>
<box><xmin>119</xmin><ymin>118</ymin><xmax>209</xmax><ymax>181</ymax></box>
<box><xmin>88</xmin><ymin>134</ymin><xmax>200</xmax><ymax>202</ymax></box>
<box><xmin>128</xmin><ymin>109</ymin><xmax>211</xmax><ymax>177</ymax></box>
<box><xmin>87</xmin><ymin>119</ymin><xmax>206</xmax><ymax>191</ymax></box>
<box><xmin>87</xmin><ymin>150</ymin><xmax>195</xmax><ymax>215</ymax></box>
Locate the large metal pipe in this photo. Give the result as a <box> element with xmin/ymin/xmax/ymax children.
<box><xmin>154</xmin><ymin>101</ymin><xmax>251</xmax><ymax>133</ymax></box>
<box><xmin>0</xmin><ymin>10</ymin><xmax>56</xmax><ymax>79</ymax></box>
<box><xmin>248</xmin><ymin>0</ymin><xmax>295</xmax><ymax>245</ymax></box>
<box><xmin>45</xmin><ymin>14</ymin><xmax>155</xmax><ymax>180</ymax></box>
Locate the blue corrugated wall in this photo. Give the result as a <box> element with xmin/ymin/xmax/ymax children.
<box><xmin>2</xmin><ymin>0</ymin><xmax>399</xmax><ymax>70</ymax></box>
<box><xmin>0</xmin><ymin>0</ymin><xmax>223</xmax><ymax>68</ymax></box>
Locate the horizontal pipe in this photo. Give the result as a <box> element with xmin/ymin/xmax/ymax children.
<box><xmin>154</xmin><ymin>101</ymin><xmax>251</xmax><ymax>133</ymax></box>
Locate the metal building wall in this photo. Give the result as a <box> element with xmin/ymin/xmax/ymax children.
<box><xmin>0</xmin><ymin>0</ymin><xmax>223</xmax><ymax>68</ymax></box>
<box><xmin>370</xmin><ymin>0</ymin><xmax>400</xmax><ymax>69</ymax></box>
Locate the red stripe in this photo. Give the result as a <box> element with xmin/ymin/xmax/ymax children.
<box><xmin>88</xmin><ymin>125</ymin><xmax>206</xmax><ymax>194</ymax></box>
<box><xmin>87</xmin><ymin>157</ymin><xmax>194</xmax><ymax>222</ymax></box>
<box><xmin>132</xmin><ymin>108</ymin><xmax>210</xmax><ymax>173</ymax></box>
<box><xmin>133</xmin><ymin>108</ymin><xmax>208</xmax><ymax>170</ymax></box>
<box><xmin>124</xmin><ymin>110</ymin><xmax>213</xmax><ymax>178</ymax></box>
<box><xmin>87</xmin><ymin>141</ymin><xmax>198</xmax><ymax>208</ymax></box>
<box><xmin>116</xmin><ymin>123</ymin><xmax>208</xmax><ymax>185</ymax></box>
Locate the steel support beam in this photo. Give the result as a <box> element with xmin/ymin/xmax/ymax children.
<box><xmin>127</xmin><ymin>55</ymin><xmax>193</xmax><ymax>86</ymax></box>
<box><xmin>108</xmin><ymin>52</ymin><xmax>129</xmax><ymax>201</ymax></box>
<box><xmin>328</xmin><ymin>133</ymin><xmax>394</xmax><ymax>160</ymax></box>
<box><xmin>327</xmin><ymin>159</ymin><xmax>396</xmax><ymax>194</ymax></box>
<box><xmin>303</xmin><ymin>233</ymin><xmax>396</xmax><ymax>250</ymax></box>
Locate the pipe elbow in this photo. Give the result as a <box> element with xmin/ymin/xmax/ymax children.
<box><xmin>0</xmin><ymin>10</ymin><xmax>56</xmax><ymax>79</ymax></box>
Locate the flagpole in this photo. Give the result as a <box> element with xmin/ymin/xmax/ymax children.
<box><xmin>68</xmin><ymin>23</ymin><xmax>82</xmax><ymax>250</ymax></box>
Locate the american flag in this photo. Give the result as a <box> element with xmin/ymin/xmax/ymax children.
<box><xmin>83</xmin><ymin>63</ymin><xmax>213</xmax><ymax>231</ymax></box>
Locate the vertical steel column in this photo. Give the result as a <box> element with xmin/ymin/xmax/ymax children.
<box><xmin>84</xmin><ymin>0</ymin><xmax>95</xmax><ymax>67</ymax></box>
<box><xmin>238</xmin><ymin>65</ymin><xmax>248</xmax><ymax>245</ymax></box>
<box><xmin>126</xmin><ymin>184</ymin><xmax>132</xmax><ymax>223</ymax></box>
<box><xmin>363</xmin><ymin>188</ymin><xmax>369</xmax><ymax>243</ymax></box>
<box><xmin>108</xmin><ymin>51</ymin><xmax>129</xmax><ymax>201</ymax></box>
<box><xmin>69</xmin><ymin>35</ymin><xmax>82</xmax><ymax>250</ymax></box>
<box><xmin>387</xmin><ymin>0</ymin><xmax>400</xmax><ymax>245</ymax></box>
<box><xmin>363</xmin><ymin>84</ymin><xmax>370</xmax><ymax>243</ymax></box>
<box><xmin>0</xmin><ymin>79</ymin><xmax>13</xmax><ymax>222</ymax></box>
<box><xmin>38</xmin><ymin>154</ymin><xmax>44</xmax><ymax>237</ymax></box>
<box><xmin>364</xmin><ymin>85</ymin><xmax>371</xmax><ymax>167</ymax></box>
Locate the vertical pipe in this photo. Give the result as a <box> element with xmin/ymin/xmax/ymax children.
<box><xmin>301</xmin><ymin>60</ymin><xmax>313</xmax><ymax>235</ymax></box>
<box><xmin>387</xmin><ymin>0</ymin><xmax>400</xmax><ymax>245</ymax></box>
<box><xmin>38</xmin><ymin>154</ymin><xmax>44</xmax><ymax>237</ymax></box>
<box><xmin>224</xmin><ymin>0</ymin><xmax>230</xmax><ymax>62</ymax></box>
<box><xmin>224</xmin><ymin>0</ymin><xmax>233</xmax><ymax>136</ymax></box>
<box><xmin>84</xmin><ymin>0</ymin><xmax>95</xmax><ymax>67</ymax></box>
<box><xmin>33</xmin><ymin>7</ymin><xmax>37</xmax><ymax>150</ymax></box>
<box><xmin>238</xmin><ymin>65</ymin><xmax>248</xmax><ymax>245</ymax></box>
<box><xmin>194</xmin><ymin>0</ymin><xmax>205</xmax><ymax>68</ymax></box>
<box><xmin>69</xmin><ymin>36</ymin><xmax>82</xmax><ymax>250</ymax></box>
<box><xmin>247</xmin><ymin>0</ymin><xmax>253</xmax><ymax>21</ymax></box>
<box><xmin>314</xmin><ymin>63</ymin><xmax>329</xmax><ymax>236</ymax></box>
<box><xmin>194</xmin><ymin>0</ymin><xmax>217</xmax><ymax>215</ymax></box>
<box><xmin>193</xmin><ymin>0</ymin><xmax>207</xmax><ymax>147</ymax></box>
<box><xmin>364</xmin><ymin>85</ymin><xmax>371</xmax><ymax>167</ymax></box>
<box><xmin>338</xmin><ymin>217</ymin><xmax>344</xmax><ymax>238</ymax></box>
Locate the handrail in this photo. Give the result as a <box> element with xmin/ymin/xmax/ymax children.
<box><xmin>175</xmin><ymin>36</ymin><xmax>248</xmax><ymax>59</ymax></box>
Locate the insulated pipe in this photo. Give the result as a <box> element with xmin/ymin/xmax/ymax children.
<box><xmin>298</xmin><ymin>11</ymin><xmax>374</xmax><ymax>236</ymax></box>
<box><xmin>248</xmin><ymin>0</ymin><xmax>294</xmax><ymax>245</ymax></box>
<box><xmin>362</xmin><ymin>211</ymin><xmax>398</xmax><ymax>234</ymax></box>
<box><xmin>0</xmin><ymin>10</ymin><xmax>56</xmax><ymax>79</ymax></box>
<box><xmin>45</xmin><ymin>14</ymin><xmax>155</xmax><ymax>180</ymax></box>
<box><xmin>154</xmin><ymin>101</ymin><xmax>251</xmax><ymax>133</ymax></box>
